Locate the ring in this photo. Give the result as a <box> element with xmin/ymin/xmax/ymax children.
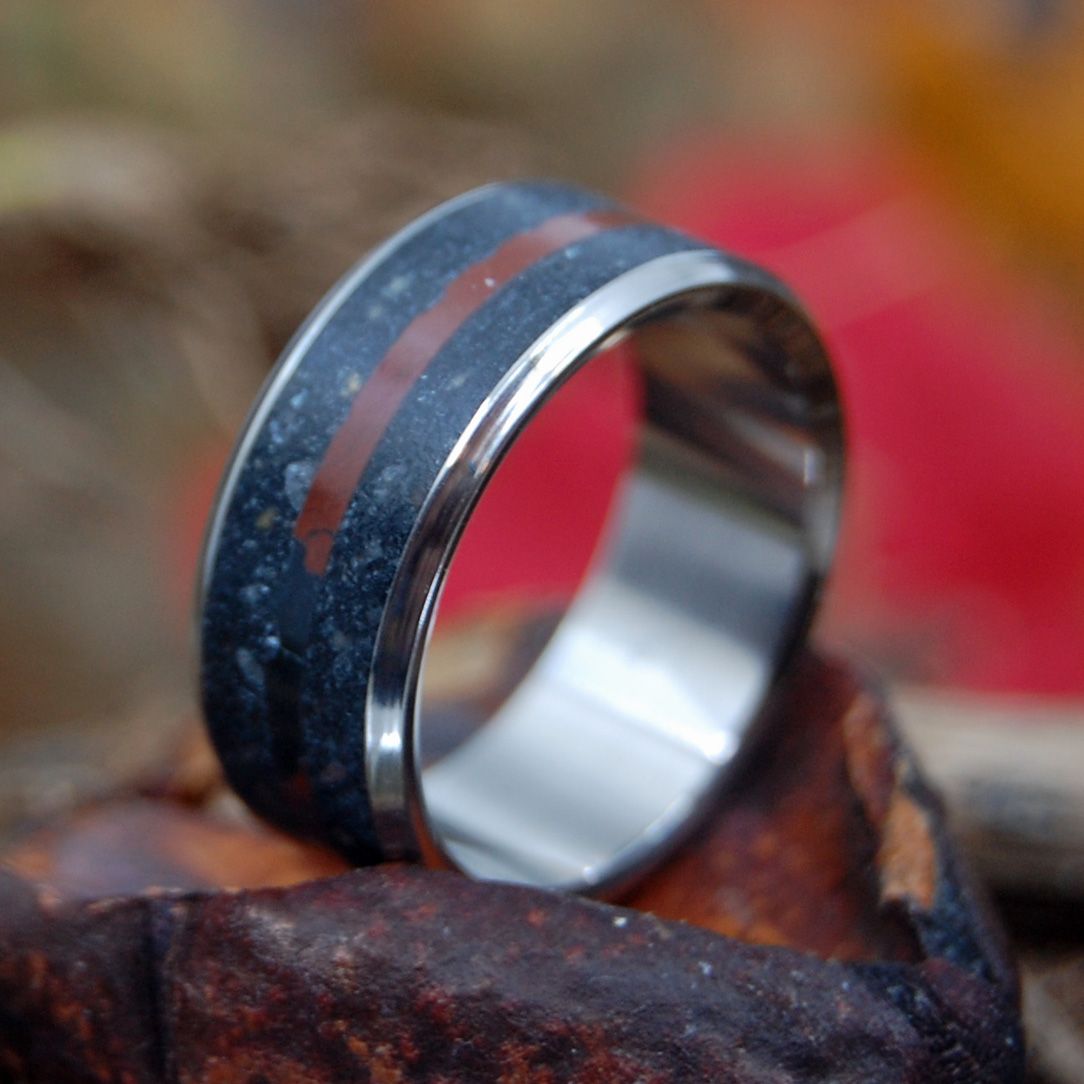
<box><xmin>199</xmin><ymin>181</ymin><xmax>843</xmax><ymax>894</ymax></box>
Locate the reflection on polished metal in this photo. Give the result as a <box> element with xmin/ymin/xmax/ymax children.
<box><xmin>199</xmin><ymin>181</ymin><xmax>843</xmax><ymax>895</ymax></box>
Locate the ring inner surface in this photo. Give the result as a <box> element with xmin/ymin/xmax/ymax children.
<box><xmin>418</xmin><ymin>298</ymin><xmax>835</xmax><ymax>891</ymax></box>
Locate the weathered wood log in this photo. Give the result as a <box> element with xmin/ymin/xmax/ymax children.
<box><xmin>894</xmin><ymin>687</ymin><xmax>1084</xmax><ymax>899</ymax></box>
<box><xmin>0</xmin><ymin>655</ymin><xmax>1025</xmax><ymax>1082</ymax></box>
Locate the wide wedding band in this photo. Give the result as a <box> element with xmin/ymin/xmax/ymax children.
<box><xmin>199</xmin><ymin>181</ymin><xmax>843</xmax><ymax>894</ymax></box>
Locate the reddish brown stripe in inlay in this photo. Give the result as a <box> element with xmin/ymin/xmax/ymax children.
<box><xmin>293</xmin><ymin>208</ymin><xmax>636</xmax><ymax>574</ymax></box>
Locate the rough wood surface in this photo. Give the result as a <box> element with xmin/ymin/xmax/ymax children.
<box><xmin>0</xmin><ymin>655</ymin><xmax>1025</xmax><ymax>1082</ymax></box>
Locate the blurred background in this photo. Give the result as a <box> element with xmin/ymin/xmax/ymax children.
<box><xmin>2</xmin><ymin>2</ymin><xmax>1083</xmax><ymax>1076</ymax></box>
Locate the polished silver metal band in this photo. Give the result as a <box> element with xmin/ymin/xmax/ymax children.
<box><xmin>375</xmin><ymin>251</ymin><xmax>842</xmax><ymax>892</ymax></box>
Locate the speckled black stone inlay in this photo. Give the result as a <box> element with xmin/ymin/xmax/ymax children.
<box><xmin>200</xmin><ymin>181</ymin><xmax>708</xmax><ymax>862</ymax></box>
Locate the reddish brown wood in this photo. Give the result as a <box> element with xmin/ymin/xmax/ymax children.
<box><xmin>0</xmin><ymin>654</ymin><xmax>1024</xmax><ymax>1082</ymax></box>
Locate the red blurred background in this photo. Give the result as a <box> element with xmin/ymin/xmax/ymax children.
<box><xmin>4</xmin><ymin>0</ymin><xmax>1084</xmax><ymax>753</ymax></box>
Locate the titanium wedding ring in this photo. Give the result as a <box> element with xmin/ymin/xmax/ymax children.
<box><xmin>199</xmin><ymin>181</ymin><xmax>843</xmax><ymax>894</ymax></box>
